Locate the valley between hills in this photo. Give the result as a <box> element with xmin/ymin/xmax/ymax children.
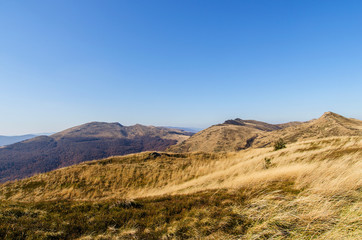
<box><xmin>0</xmin><ymin>112</ymin><xmax>361</xmax><ymax>239</ymax></box>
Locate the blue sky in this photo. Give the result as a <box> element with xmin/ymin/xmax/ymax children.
<box><xmin>1</xmin><ymin>0</ymin><xmax>361</xmax><ymax>135</ymax></box>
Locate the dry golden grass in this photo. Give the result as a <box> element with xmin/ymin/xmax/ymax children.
<box><xmin>0</xmin><ymin>136</ymin><xmax>361</xmax><ymax>239</ymax></box>
<box><xmin>253</xmin><ymin>112</ymin><xmax>362</xmax><ymax>148</ymax></box>
<box><xmin>137</xmin><ymin>136</ymin><xmax>362</xmax><ymax>199</ymax></box>
<box><xmin>170</xmin><ymin>112</ymin><xmax>362</xmax><ymax>153</ymax></box>
<box><xmin>1</xmin><ymin>136</ymin><xmax>361</xmax><ymax>203</ymax></box>
<box><xmin>168</xmin><ymin>124</ymin><xmax>262</xmax><ymax>152</ymax></box>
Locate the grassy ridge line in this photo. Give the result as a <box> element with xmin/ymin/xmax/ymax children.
<box><xmin>169</xmin><ymin>112</ymin><xmax>362</xmax><ymax>153</ymax></box>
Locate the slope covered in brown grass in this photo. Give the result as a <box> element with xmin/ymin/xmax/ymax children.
<box><xmin>1</xmin><ymin>136</ymin><xmax>360</xmax><ymax>202</ymax></box>
<box><xmin>168</xmin><ymin>119</ymin><xmax>294</xmax><ymax>153</ymax></box>
<box><xmin>170</xmin><ymin>112</ymin><xmax>361</xmax><ymax>153</ymax></box>
<box><xmin>0</xmin><ymin>136</ymin><xmax>361</xmax><ymax>239</ymax></box>
<box><xmin>253</xmin><ymin>111</ymin><xmax>362</xmax><ymax>147</ymax></box>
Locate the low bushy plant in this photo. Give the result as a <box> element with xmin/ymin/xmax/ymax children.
<box><xmin>274</xmin><ymin>138</ymin><xmax>286</xmax><ymax>151</ymax></box>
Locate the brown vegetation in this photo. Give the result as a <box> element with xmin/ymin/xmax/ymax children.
<box><xmin>1</xmin><ymin>136</ymin><xmax>360</xmax><ymax>201</ymax></box>
<box><xmin>0</xmin><ymin>136</ymin><xmax>361</xmax><ymax>239</ymax></box>
<box><xmin>168</xmin><ymin>119</ymin><xmax>284</xmax><ymax>153</ymax></box>
<box><xmin>170</xmin><ymin>112</ymin><xmax>362</xmax><ymax>152</ymax></box>
<box><xmin>253</xmin><ymin>111</ymin><xmax>362</xmax><ymax>148</ymax></box>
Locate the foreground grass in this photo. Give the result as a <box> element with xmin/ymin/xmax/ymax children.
<box><xmin>0</xmin><ymin>183</ymin><xmax>360</xmax><ymax>240</ymax></box>
<box><xmin>1</xmin><ymin>190</ymin><xmax>249</xmax><ymax>240</ymax></box>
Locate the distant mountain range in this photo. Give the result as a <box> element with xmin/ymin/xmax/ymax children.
<box><xmin>0</xmin><ymin>134</ymin><xmax>38</xmax><ymax>147</ymax></box>
<box><xmin>0</xmin><ymin>122</ymin><xmax>193</xmax><ymax>182</ymax></box>
<box><xmin>0</xmin><ymin>133</ymin><xmax>54</xmax><ymax>147</ymax></box>
<box><xmin>0</xmin><ymin>112</ymin><xmax>361</xmax><ymax>183</ymax></box>
<box><xmin>163</xmin><ymin>126</ymin><xmax>204</xmax><ymax>133</ymax></box>
<box><xmin>0</xmin><ymin>128</ymin><xmax>201</xmax><ymax>146</ymax></box>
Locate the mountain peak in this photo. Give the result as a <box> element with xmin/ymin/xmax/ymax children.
<box><xmin>51</xmin><ymin>121</ymin><xmax>125</xmax><ymax>139</ymax></box>
<box><xmin>81</xmin><ymin>121</ymin><xmax>123</xmax><ymax>128</ymax></box>
<box><xmin>322</xmin><ymin>111</ymin><xmax>337</xmax><ymax>117</ymax></box>
<box><xmin>223</xmin><ymin>118</ymin><xmax>246</xmax><ymax>126</ymax></box>
<box><xmin>319</xmin><ymin>111</ymin><xmax>346</xmax><ymax>121</ymax></box>
<box><xmin>0</xmin><ymin>122</ymin><xmax>194</xmax><ymax>182</ymax></box>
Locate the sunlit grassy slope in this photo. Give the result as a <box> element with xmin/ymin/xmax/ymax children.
<box><xmin>2</xmin><ymin>136</ymin><xmax>360</xmax><ymax>201</ymax></box>
<box><xmin>0</xmin><ymin>136</ymin><xmax>361</xmax><ymax>239</ymax></box>
<box><xmin>169</xmin><ymin>112</ymin><xmax>362</xmax><ymax>153</ymax></box>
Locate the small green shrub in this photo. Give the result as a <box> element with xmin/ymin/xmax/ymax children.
<box><xmin>264</xmin><ymin>158</ymin><xmax>272</xmax><ymax>169</ymax></box>
<box><xmin>274</xmin><ymin>138</ymin><xmax>286</xmax><ymax>151</ymax></box>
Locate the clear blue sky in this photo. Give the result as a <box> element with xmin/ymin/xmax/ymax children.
<box><xmin>1</xmin><ymin>0</ymin><xmax>361</xmax><ymax>135</ymax></box>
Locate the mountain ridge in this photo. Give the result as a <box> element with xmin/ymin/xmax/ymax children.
<box><xmin>169</xmin><ymin>112</ymin><xmax>362</xmax><ymax>152</ymax></box>
<box><xmin>1</xmin><ymin>112</ymin><xmax>360</xmax><ymax>182</ymax></box>
<box><xmin>0</xmin><ymin>122</ymin><xmax>193</xmax><ymax>183</ymax></box>
<box><xmin>253</xmin><ymin>111</ymin><xmax>362</xmax><ymax>148</ymax></box>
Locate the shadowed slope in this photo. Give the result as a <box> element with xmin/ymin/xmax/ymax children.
<box><xmin>0</xmin><ymin>122</ymin><xmax>193</xmax><ymax>183</ymax></box>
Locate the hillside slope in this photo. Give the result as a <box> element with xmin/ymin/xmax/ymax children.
<box><xmin>2</xmin><ymin>136</ymin><xmax>360</xmax><ymax>201</ymax></box>
<box><xmin>170</xmin><ymin>112</ymin><xmax>361</xmax><ymax>152</ymax></box>
<box><xmin>0</xmin><ymin>136</ymin><xmax>361</xmax><ymax>239</ymax></box>
<box><xmin>168</xmin><ymin>119</ymin><xmax>294</xmax><ymax>153</ymax></box>
<box><xmin>0</xmin><ymin>122</ymin><xmax>193</xmax><ymax>183</ymax></box>
<box><xmin>253</xmin><ymin>112</ymin><xmax>362</xmax><ymax>147</ymax></box>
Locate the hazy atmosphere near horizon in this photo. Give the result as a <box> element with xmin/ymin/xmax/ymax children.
<box><xmin>1</xmin><ymin>0</ymin><xmax>362</xmax><ymax>135</ymax></box>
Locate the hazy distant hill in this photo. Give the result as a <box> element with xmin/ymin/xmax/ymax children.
<box><xmin>0</xmin><ymin>122</ymin><xmax>193</xmax><ymax>182</ymax></box>
<box><xmin>163</xmin><ymin>126</ymin><xmax>203</xmax><ymax>133</ymax></box>
<box><xmin>169</xmin><ymin>112</ymin><xmax>361</xmax><ymax>152</ymax></box>
<box><xmin>0</xmin><ymin>134</ymin><xmax>37</xmax><ymax>147</ymax></box>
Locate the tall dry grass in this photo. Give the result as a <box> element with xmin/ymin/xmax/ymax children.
<box><xmin>136</xmin><ymin>136</ymin><xmax>361</xmax><ymax>199</ymax></box>
<box><xmin>0</xmin><ymin>136</ymin><xmax>361</xmax><ymax>239</ymax></box>
<box><xmin>0</xmin><ymin>136</ymin><xmax>361</xmax><ymax>202</ymax></box>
